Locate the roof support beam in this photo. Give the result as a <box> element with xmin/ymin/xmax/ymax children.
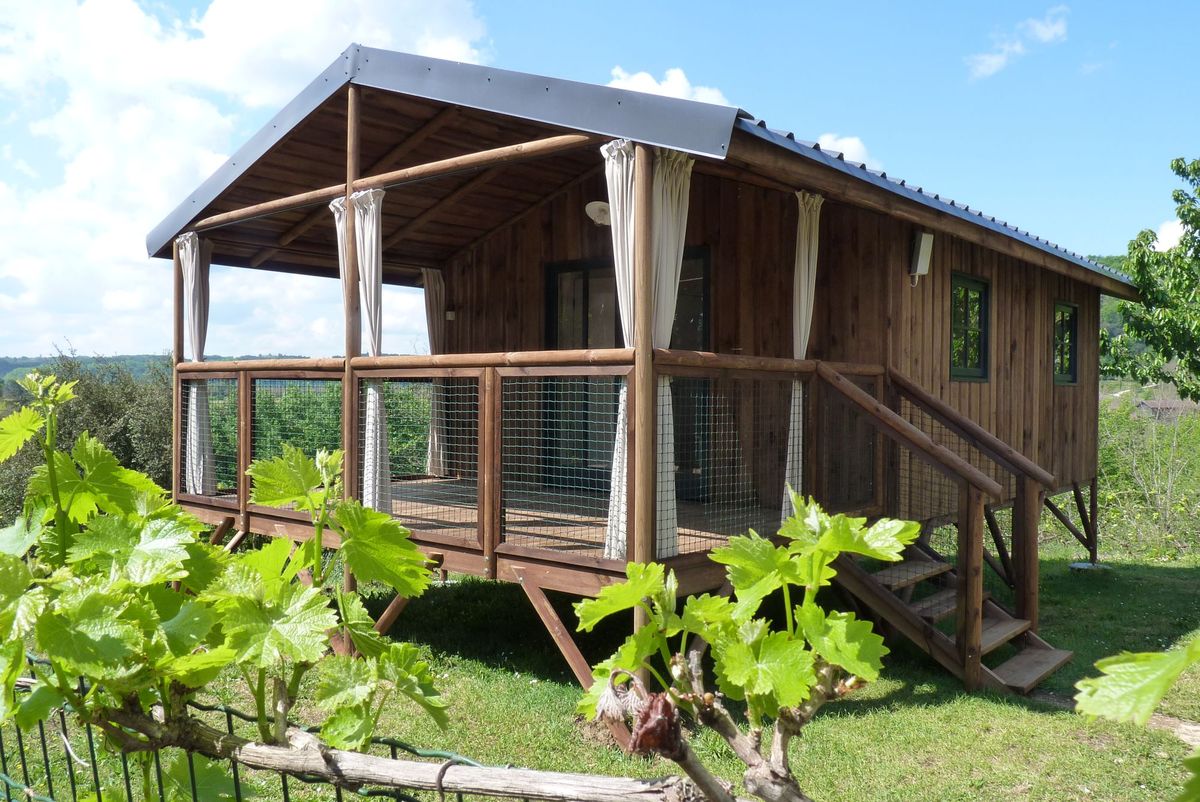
<box><xmin>726</xmin><ymin>129</ymin><xmax>1138</xmax><ymax>300</ymax></box>
<box><xmin>190</xmin><ymin>132</ymin><xmax>604</xmax><ymax>234</ymax></box>
<box><xmin>381</xmin><ymin>166</ymin><xmax>502</xmax><ymax>251</ymax></box>
<box><xmin>249</xmin><ymin>105</ymin><xmax>462</xmax><ymax>267</ymax></box>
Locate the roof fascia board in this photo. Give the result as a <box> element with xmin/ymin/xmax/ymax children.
<box><xmin>144</xmin><ymin>46</ymin><xmax>358</xmax><ymax>258</ymax></box>
<box><xmin>350</xmin><ymin>46</ymin><xmax>739</xmax><ymax>159</ymax></box>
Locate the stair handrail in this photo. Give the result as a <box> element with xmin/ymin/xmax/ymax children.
<box><xmin>814</xmin><ymin>363</ymin><xmax>1004</xmax><ymax>499</ymax></box>
<box><xmin>886</xmin><ymin>368</ymin><xmax>1056</xmax><ymax>489</ymax></box>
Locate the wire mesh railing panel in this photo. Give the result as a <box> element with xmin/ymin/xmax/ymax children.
<box><xmin>895</xmin><ymin>397</ymin><xmax>1014</xmax><ymax>525</ymax></box>
<box><xmin>659</xmin><ymin>374</ymin><xmax>799</xmax><ymax>554</ymax></box>
<box><xmin>179</xmin><ymin>378</ymin><xmax>238</xmax><ymax>500</ymax></box>
<box><xmin>251</xmin><ymin>378</ymin><xmax>343</xmax><ymax>464</ymax></box>
<box><xmin>359</xmin><ymin>377</ymin><xmax>480</xmax><ymax>543</ymax></box>
<box><xmin>810</xmin><ymin>375</ymin><xmax>880</xmax><ymax>516</ymax></box>
<box><xmin>500</xmin><ymin>375</ymin><xmax>622</xmax><ymax>554</ymax></box>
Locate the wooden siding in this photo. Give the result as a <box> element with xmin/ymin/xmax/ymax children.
<box><xmin>442</xmin><ymin>168</ymin><xmax>1100</xmax><ymax>512</ymax></box>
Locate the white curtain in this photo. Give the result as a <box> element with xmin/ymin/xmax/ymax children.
<box><xmin>422</xmin><ymin>268</ymin><xmax>447</xmax><ymax>477</ymax></box>
<box><xmin>603</xmin><ymin>140</ymin><xmax>637</xmax><ymax>559</ymax></box>
<box><xmin>331</xmin><ymin>189</ymin><xmax>392</xmax><ymax>512</ymax></box>
<box><xmin>177</xmin><ymin>232</ymin><xmax>216</xmax><ymax>496</ymax></box>
<box><xmin>782</xmin><ymin>191</ymin><xmax>824</xmax><ymax>522</ymax></box>
<box><xmin>601</xmin><ymin>142</ymin><xmax>693</xmax><ymax>560</ymax></box>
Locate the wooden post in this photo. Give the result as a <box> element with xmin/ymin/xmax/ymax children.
<box><xmin>237</xmin><ymin>369</ymin><xmax>253</xmax><ymax>535</ymax></box>
<box><xmin>479</xmin><ymin>368</ymin><xmax>502</xmax><ymax>579</ymax></box>
<box><xmin>1012</xmin><ymin>475</ymin><xmax>1042</xmax><ymax>630</ymax></box>
<box><xmin>631</xmin><ymin>145</ymin><xmax>655</xmax><ymax>650</ymax></box>
<box><xmin>1089</xmin><ymin>475</ymin><xmax>1099</xmax><ymax>563</ymax></box>
<box><xmin>955</xmin><ymin>482</ymin><xmax>984</xmax><ymax>691</ymax></box>
<box><xmin>342</xmin><ymin>84</ymin><xmax>362</xmax><ymax>597</ymax></box>
<box><xmin>171</xmin><ymin>239</ymin><xmax>183</xmax><ymax>502</ymax></box>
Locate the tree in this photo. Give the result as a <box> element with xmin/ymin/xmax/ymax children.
<box><xmin>1103</xmin><ymin>158</ymin><xmax>1200</xmax><ymax>400</ymax></box>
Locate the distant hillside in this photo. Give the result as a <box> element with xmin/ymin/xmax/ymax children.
<box><xmin>1090</xmin><ymin>254</ymin><xmax>1130</xmax><ymax>340</ymax></box>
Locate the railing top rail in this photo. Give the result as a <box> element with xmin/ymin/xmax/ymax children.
<box><xmin>177</xmin><ymin>357</ymin><xmax>345</xmax><ymax>372</ymax></box>
<box><xmin>350</xmin><ymin>348</ymin><xmax>634</xmax><ymax>370</ymax></box>
<box><xmin>816</xmin><ymin>362</ymin><xmax>1005</xmax><ymax>499</ymax></box>
<box><xmin>654</xmin><ymin>349</ymin><xmax>817</xmax><ymax>375</ymax></box>
<box><xmin>887</xmin><ymin>367</ymin><xmax>1056</xmax><ymax>489</ymax></box>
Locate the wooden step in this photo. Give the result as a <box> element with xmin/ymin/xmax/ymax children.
<box><xmin>910</xmin><ymin>589</ymin><xmax>990</xmax><ymax>622</ymax></box>
<box><xmin>980</xmin><ymin>615</ymin><xmax>1032</xmax><ymax>655</ymax></box>
<box><xmin>991</xmin><ymin>647</ymin><xmax>1074</xmax><ymax>694</ymax></box>
<box><xmin>872</xmin><ymin>559</ymin><xmax>952</xmax><ymax>590</ymax></box>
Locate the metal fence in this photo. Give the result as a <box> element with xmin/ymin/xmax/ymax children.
<box><xmin>178</xmin><ymin>378</ymin><xmax>238</xmax><ymax>499</ymax></box>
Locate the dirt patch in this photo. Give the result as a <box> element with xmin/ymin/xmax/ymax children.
<box><xmin>1032</xmin><ymin>689</ymin><xmax>1200</xmax><ymax>747</ymax></box>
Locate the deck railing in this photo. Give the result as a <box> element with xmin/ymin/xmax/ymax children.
<box><xmin>175</xmin><ymin>350</ymin><xmax>1048</xmax><ymax>684</ymax></box>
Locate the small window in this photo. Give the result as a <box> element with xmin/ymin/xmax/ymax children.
<box><xmin>1054</xmin><ymin>302</ymin><xmax>1079</xmax><ymax>384</ymax></box>
<box><xmin>950</xmin><ymin>274</ymin><xmax>989</xmax><ymax>381</ymax></box>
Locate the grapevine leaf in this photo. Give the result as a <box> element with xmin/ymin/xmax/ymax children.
<box><xmin>0</xmin><ymin>406</ymin><xmax>42</xmax><ymax>462</ymax></box>
<box><xmin>579</xmin><ymin>623</ymin><xmax>663</xmax><ymax>718</ymax></box>
<box><xmin>161</xmin><ymin>751</ymin><xmax>241</xmax><ymax>801</ymax></box>
<box><xmin>0</xmin><ymin>510</ymin><xmax>43</xmax><ymax>557</ymax></box>
<box><xmin>236</xmin><ymin>536</ymin><xmax>297</xmax><ymax>598</ymax></box>
<box><xmin>797</xmin><ymin>599</ymin><xmax>888</xmax><ymax>681</ymax></box>
<box><xmin>159</xmin><ymin>648</ymin><xmax>236</xmax><ymax>688</ymax></box>
<box><xmin>0</xmin><ymin>554</ymin><xmax>31</xmax><ymax>601</ymax></box>
<box><xmin>179</xmin><ymin>542</ymin><xmax>231</xmax><ymax>595</ymax></box>
<box><xmin>818</xmin><ymin>516</ymin><xmax>920</xmax><ymax>563</ymax></box>
<box><xmin>315</xmin><ymin>654</ymin><xmax>376</xmax><ymax>710</ymax></box>
<box><xmin>335</xmin><ymin>502</ymin><xmax>430</xmax><ymax>597</ymax></box>
<box><xmin>62</xmin><ymin>433</ymin><xmax>137</xmax><ymax>519</ymax></box>
<box><xmin>1180</xmin><ymin>753</ymin><xmax>1200</xmax><ymax>802</ymax></box>
<box><xmin>680</xmin><ymin>593</ymin><xmax>736</xmax><ymax>644</ymax></box>
<box><xmin>1075</xmin><ymin>635</ymin><xmax>1200</xmax><ymax>726</ymax></box>
<box><xmin>67</xmin><ymin>514</ymin><xmax>139</xmax><ymax>567</ymax></box>
<box><xmin>161</xmin><ymin>600</ymin><xmax>216</xmax><ymax>656</ymax></box>
<box><xmin>0</xmin><ymin>640</ymin><xmax>23</xmax><ymax>720</ymax></box>
<box><xmin>247</xmin><ymin>445</ymin><xmax>327</xmax><ymax>511</ymax></box>
<box><xmin>14</xmin><ymin>684</ymin><xmax>65</xmax><ymax>730</ymax></box>
<box><xmin>0</xmin><ymin>587</ymin><xmax>46</xmax><ymax>640</ymax></box>
<box><xmin>337</xmin><ymin>590</ymin><xmax>390</xmax><ymax>659</ymax></box>
<box><xmin>36</xmin><ymin>587</ymin><xmax>143</xmax><ymax>679</ymax></box>
<box><xmin>378</xmin><ymin>643</ymin><xmax>449</xmax><ymax>729</ymax></box>
<box><xmin>718</xmin><ymin>630</ymin><xmax>814</xmax><ymax>717</ymax></box>
<box><xmin>575</xmin><ymin>563</ymin><xmax>665</xmax><ymax>632</ymax></box>
<box><xmin>319</xmin><ymin>703</ymin><xmax>375</xmax><ymax>751</ymax></box>
<box><xmin>222</xmin><ymin>583</ymin><xmax>337</xmax><ymax>668</ymax></box>
<box><xmin>126</xmin><ymin>519</ymin><xmax>195</xmax><ymax>586</ymax></box>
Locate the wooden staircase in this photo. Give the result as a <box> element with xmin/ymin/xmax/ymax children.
<box><xmin>833</xmin><ymin>546</ymin><xmax>1072</xmax><ymax>694</ymax></box>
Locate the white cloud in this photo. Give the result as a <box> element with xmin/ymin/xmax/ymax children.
<box><xmin>1154</xmin><ymin>219</ymin><xmax>1184</xmax><ymax>252</ymax></box>
<box><xmin>816</xmin><ymin>134</ymin><xmax>882</xmax><ymax>171</ymax></box>
<box><xmin>966</xmin><ymin>6</ymin><xmax>1069</xmax><ymax>80</ymax></box>
<box><xmin>0</xmin><ymin>0</ymin><xmax>487</xmax><ymax>356</ymax></box>
<box><xmin>607</xmin><ymin>66</ymin><xmax>731</xmax><ymax>106</ymax></box>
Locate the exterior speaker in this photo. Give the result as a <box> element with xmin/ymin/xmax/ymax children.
<box><xmin>911</xmin><ymin>231</ymin><xmax>934</xmax><ymax>278</ymax></box>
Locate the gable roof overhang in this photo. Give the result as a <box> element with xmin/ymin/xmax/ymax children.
<box><xmin>146</xmin><ymin>44</ymin><xmax>1137</xmax><ymax>300</ymax></box>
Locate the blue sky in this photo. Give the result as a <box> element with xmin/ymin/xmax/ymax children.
<box><xmin>0</xmin><ymin>1</ymin><xmax>1194</xmax><ymax>357</ymax></box>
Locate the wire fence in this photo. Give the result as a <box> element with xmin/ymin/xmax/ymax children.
<box><xmin>251</xmin><ymin>378</ymin><xmax>344</xmax><ymax>463</ymax></box>
<box><xmin>809</xmin><ymin>375</ymin><xmax>880</xmax><ymax>515</ymax></box>
<box><xmin>179</xmin><ymin>378</ymin><xmax>238</xmax><ymax>499</ymax></box>
<box><xmin>0</xmin><ymin>664</ymin><xmax>488</xmax><ymax>802</ymax></box>
<box><xmin>359</xmin><ymin>377</ymin><xmax>480</xmax><ymax>542</ymax></box>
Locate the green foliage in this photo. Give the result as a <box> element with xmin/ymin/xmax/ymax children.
<box><xmin>0</xmin><ymin>372</ymin><xmax>442</xmax><ymax>800</ymax></box>
<box><xmin>1076</xmin><ymin>633</ymin><xmax>1200</xmax><ymax>801</ymax></box>
<box><xmin>1103</xmin><ymin>157</ymin><xmax>1200</xmax><ymax>401</ymax></box>
<box><xmin>576</xmin><ymin>489</ymin><xmax>918</xmax><ymax>725</ymax></box>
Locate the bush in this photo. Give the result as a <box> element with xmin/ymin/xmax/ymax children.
<box><xmin>1097</xmin><ymin>400</ymin><xmax>1200</xmax><ymax>556</ymax></box>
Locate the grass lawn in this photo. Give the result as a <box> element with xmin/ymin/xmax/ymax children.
<box><xmin>248</xmin><ymin>528</ymin><xmax>1198</xmax><ymax>802</ymax></box>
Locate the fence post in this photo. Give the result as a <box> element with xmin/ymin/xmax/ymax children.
<box><xmin>478</xmin><ymin>368</ymin><xmax>501</xmax><ymax>579</ymax></box>
<box><xmin>1012</xmin><ymin>474</ymin><xmax>1041</xmax><ymax>630</ymax></box>
<box><xmin>238</xmin><ymin>370</ymin><xmax>252</xmax><ymax>534</ymax></box>
<box><xmin>956</xmin><ymin>482</ymin><xmax>984</xmax><ymax>690</ymax></box>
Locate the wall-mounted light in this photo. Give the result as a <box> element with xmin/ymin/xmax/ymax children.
<box><xmin>585</xmin><ymin>201</ymin><xmax>611</xmax><ymax>227</ymax></box>
<box><xmin>910</xmin><ymin>230</ymin><xmax>934</xmax><ymax>287</ymax></box>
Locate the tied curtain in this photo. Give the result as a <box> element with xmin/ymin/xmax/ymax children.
<box><xmin>331</xmin><ymin>188</ymin><xmax>391</xmax><ymax>512</ymax></box>
<box><xmin>602</xmin><ymin>141</ymin><xmax>694</xmax><ymax>560</ymax></box>
<box><xmin>177</xmin><ymin>232</ymin><xmax>216</xmax><ymax>496</ymax></box>
<box><xmin>782</xmin><ymin>191</ymin><xmax>824</xmax><ymax>521</ymax></box>
<box><xmin>422</xmin><ymin>268</ymin><xmax>447</xmax><ymax>477</ymax></box>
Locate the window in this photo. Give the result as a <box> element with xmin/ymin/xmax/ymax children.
<box><xmin>950</xmin><ymin>274</ymin><xmax>989</xmax><ymax>380</ymax></box>
<box><xmin>1053</xmin><ymin>302</ymin><xmax>1078</xmax><ymax>384</ymax></box>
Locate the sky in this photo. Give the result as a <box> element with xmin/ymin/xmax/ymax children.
<box><xmin>0</xmin><ymin>1</ymin><xmax>1195</xmax><ymax>358</ymax></box>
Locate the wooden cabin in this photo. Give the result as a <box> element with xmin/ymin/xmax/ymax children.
<box><xmin>147</xmin><ymin>45</ymin><xmax>1137</xmax><ymax>696</ymax></box>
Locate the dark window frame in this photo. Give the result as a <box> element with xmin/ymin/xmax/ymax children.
<box><xmin>1053</xmin><ymin>301</ymin><xmax>1079</xmax><ymax>385</ymax></box>
<box><xmin>949</xmin><ymin>273</ymin><xmax>990</xmax><ymax>381</ymax></box>
<box><xmin>544</xmin><ymin>246</ymin><xmax>712</xmax><ymax>350</ymax></box>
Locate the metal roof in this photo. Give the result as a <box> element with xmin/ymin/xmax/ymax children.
<box><xmin>146</xmin><ymin>43</ymin><xmax>1132</xmax><ymax>291</ymax></box>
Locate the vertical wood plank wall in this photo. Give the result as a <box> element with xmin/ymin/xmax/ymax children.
<box><xmin>442</xmin><ymin>167</ymin><xmax>1100</xmax><ymax>504</ymax></box>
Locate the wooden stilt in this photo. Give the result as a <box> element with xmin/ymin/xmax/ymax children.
<box><xmin>223</xmin><ymin>530</ymin><xmax>249</xmax><ymax>553</ymax></box>
<box><xmin>956</xmin><ymin>483</ymin><xmax>984</xmax><ymax>691</ymax></box>
<box><xmin>373</xmin><ymin>596</ymin><xmax>410</xmax><ymax>635</ymax></box>
<box><xmin>514</xmin><ymin>568</ymin><xmax>632</xmax><ymax>751</ymax></box>
<box><xmin>1045</xmin><ymin>496</ymin><xmax>1091</xmax><ymax>550</ymax></box>
<box><xmin>1089</xmin><ymin>476</ymin><xmax>1099</xmax><ymax>562</ymax></box>
<box><xmin>209</xmin><ymin>517</ymin><xmax>235</xmax><ymax>547</ymax></box>
<box><xmin>983</xmin><ymin>505</ymin><xmax>1014</xmax><ymax>586</ymax></box>
<box><xmin>1073</xmin><ymin>481</ymin><xmax>1099</xmax><ymax>562</ymax></box>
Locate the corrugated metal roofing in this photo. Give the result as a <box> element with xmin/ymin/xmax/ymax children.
<box><xmin>146</xmin><ymin>43</ymin><xmax>1132</xmax><ymax>291</ymax></box>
